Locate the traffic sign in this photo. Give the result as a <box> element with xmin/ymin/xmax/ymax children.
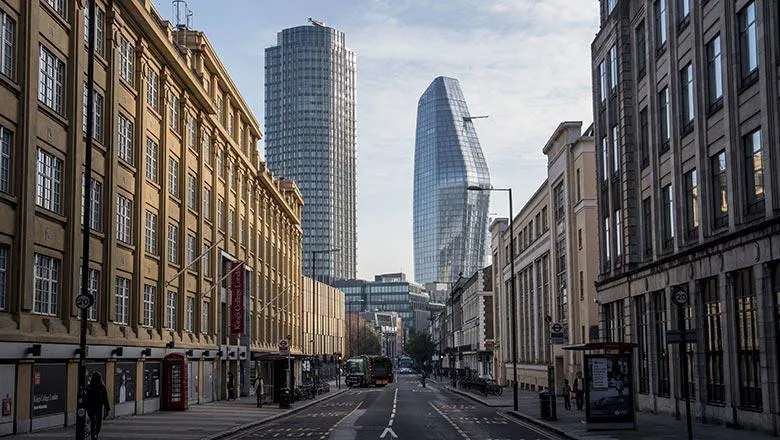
<box><xmin>550</xmin><ymin>322</ymin><xmax>566</xmax><ymax>345</ymax></box>
<box><xmin>672</xmin><ymin>289</ymin><xmax>689</xmax><ymax>307</ymax></box>
<box><xmin>278</xmin><ymin>339</ymin><xmax>290</xmax><ymax>355</ymax></box>
<box><xmin>666</xmin><ymin>329</ymin><xmax>697</xmax><ymax>344</ymax></box>
<box><xmin>550</xmin><ymin>323</ymin><xmax>563</xmax><ymax>333</ymax></box>
<box><xmin>75</xmin><ymin>294</ymin><xmax>94</xmax><ymax>310</ymax></box>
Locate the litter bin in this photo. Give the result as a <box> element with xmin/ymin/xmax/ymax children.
<box><xmin>539</xmin><ymin>390</ymin><xmax>551</xmax><ymax>420</ymax></box>
<box><xmin>279</xmin><ymin>387</ymin><xmax>292</xmax><ymax>409</ymax></box>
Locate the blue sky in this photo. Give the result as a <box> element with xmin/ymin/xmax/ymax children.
<box><xmin>152</xmin><ymin>0</ymin><xmax>599</xmax><ymax>280</ymax></box>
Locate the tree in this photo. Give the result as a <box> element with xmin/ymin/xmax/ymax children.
<box><xmin>405</xmin><ymin>332</ymin><xmax>435</xmax><ymax>367</ymax></box>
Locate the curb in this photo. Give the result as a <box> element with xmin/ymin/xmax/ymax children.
<box><xmin>505</xmin><ymin>410</ymin><xmax>578</xmax><ymax>440</ymax></box>
<box><xmin>442</xmin><ymin>385</ymin><xmax>512</xmax><ymax>407</ymax></box>
<box><xmin>202</xmin><ymin>387</ymin><xmax>349</xmax><ymax>440</ymax></box>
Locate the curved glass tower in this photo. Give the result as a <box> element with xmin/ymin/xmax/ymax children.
<box><xmin>413</xmin><ymin>77</ymin><xmax>491</xmax><ymax>285</ymax></box>
<box><xmin>265</xmin><ymin>23</ymin><xmax>357</xmax><ymax>282</ymax></box>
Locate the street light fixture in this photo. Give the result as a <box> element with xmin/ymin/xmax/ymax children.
<box><xmin>467</xmin><ymin>184</ymin><xmax>519</xmax><ymax>412</ymax></box>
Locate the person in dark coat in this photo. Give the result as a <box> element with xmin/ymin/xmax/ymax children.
<box><xmin>573</xmin><ymin>371</ymin><xmax>585</xmax><ymax>410</ymax></box>
<box><xmin>85</xmin><ymin>372</ymin><xmax>110</xmax><ymax>439</ymax></box>
<box><xmin>227</xmin><ymin>372</ymin><xmax>236</xmax><ymax>400</ymax></box>
<box><xmin>254</xmin><ymin>374</ymin><xmax>264</xmax><ymax>408</ymax></box>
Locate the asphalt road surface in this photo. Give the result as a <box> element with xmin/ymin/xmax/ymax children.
<box><xmin>227</xmin><ymin>374</ymin><xmax>562</xmax><ymax>440</ymax></box>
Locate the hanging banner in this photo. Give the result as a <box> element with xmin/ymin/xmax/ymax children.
<box><xmin>230</xmin><ymin>261</ymin><xmax>245</xmax><ymax>334</ymax></box>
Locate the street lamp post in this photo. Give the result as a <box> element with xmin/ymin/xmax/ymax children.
<box><xmin>468</xmin><ymin>185</ymin><xmax>518</xmax><ymax>412</ymax></box>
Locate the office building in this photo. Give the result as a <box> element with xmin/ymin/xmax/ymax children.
<box><xmin>0</xmin><ymin>1</ymin><xmax>303</xmax><ymax>434</ymax></box>
<box><xmin>413</xmin><ymin>76</ymin><xmax>491</xmax><ymax>285</ymax></box>
<box><xmin>335</xmin><ymin>273</ymin><xmax>430</xmax><ymax>334</ymax></box>
<box><xmin>592</xmin><ymin>0</ymin><xmax>780</xmax><ymax>432</ymax></box>
<box><xmin>490</xmin><ymin>122</ymin><xmax>598</xmax><ymax>390</ymax></box>
<box><xmin>264</xmin><ymin>20</ymin><xmax>357</xmax><ymax>283</ymax></box>
<box><xmin>447</xmin><ymin>266</ymin><xmax>494</xmax><ymax>378</ymax></box>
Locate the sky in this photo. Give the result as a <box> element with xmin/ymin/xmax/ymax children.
<box><xmin>151</xmin><ymin>0</ymin><xmax>600</xmax><ymax>281</ymax></box>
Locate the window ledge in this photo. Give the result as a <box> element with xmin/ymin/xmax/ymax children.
<box><xmin>0</xmin><ymin>192</ymin><xmax>17</xmax><ymax>206</ymax></box>
<box><xmin>35</xmin><ymin>206</ymin><xmax>67</xmax><ymax>224</ymax></box>
<box><xmin>740</xmin><ymin>71</ymin><xmax>759</xmax><ymax>91</ymax></box>
<box><xmin>38</xmin><ymin>103</ymin><xmax>69</xmax><ymax>128</ymax></box>
<box><xmin>117</xmin><ymin>241</ymin><xmax>135</xmax><ymax>252</ymax></box>
<box><xmin>0</xmin><ymin>74</ymin><xmax>21</xmax><ymax>94</ymax></box>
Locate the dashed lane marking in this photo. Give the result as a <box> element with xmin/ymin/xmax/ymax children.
<box><xmin>430</xmin><ymin>402</ymin><xmax>471</xmax><ymax>440</ymax></box>
<box><xmin>319</xmin><ymin>400</ymin><xmax>364</xmax><ymax>440</ymax></box>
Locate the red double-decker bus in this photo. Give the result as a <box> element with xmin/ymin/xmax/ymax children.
<box><xmin>368</xmin><ymin>355</ymin><xmax>393</xmax><ymax>386</ymax></box>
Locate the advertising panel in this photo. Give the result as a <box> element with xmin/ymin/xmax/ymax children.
<box><xmin>143</xmin><ymin>362</ymin><xmax>161</xmax><ymax>399</ymax></box>
<box><xmin>585</xmin><ymin>353</ymin><xmax>634</xmax><ymax>426</ymax></box>
<box><xmin>230</xmin><ymin>261</ymin><xmax>245</xmax><ymax>334</ymax></box>
<box><xmin>115</xmin><ymin>361</ymin><xmax>137</xmax><ymax>403</ymax></box>
<box><xmin>32</xmin><ymin>364</ymin><xmax>66</xmax><ymax>417</ymax></box>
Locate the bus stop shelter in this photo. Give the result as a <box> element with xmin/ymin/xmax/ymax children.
<box><xmin>562</xmin><ymin>342</ymin><xmax>637</xmax><ymax>431</ymax></box>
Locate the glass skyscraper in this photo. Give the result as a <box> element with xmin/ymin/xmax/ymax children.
<box><xmin>265</xmin><ymin>22</ymin><xmax>357</xmax><ymax>282</ymax></box>
<box><xmin>413</xmin><ymin>77</ymin><xmax>491</xmax><ymax>285</ymax></box>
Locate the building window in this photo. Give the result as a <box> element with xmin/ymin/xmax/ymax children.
<box><xmin>653</xmin><ymin>291</ymin><xmax>670</xmax><ymax>396</ymax></box>
<box><xmin>228</xmin><ymin>111</ymin><xmax>234</xmax><ymax>135</ymax></box>
<box><xmin>203</xmin><ymin>186</ymin><xmax>212</xmax><ymax>221</ymax></box>
<box><xmin>81</xmin><ymin>85</ymin><xmax>104</xmax><ymax>142</ymax></box>
<box><xmin>661</xmin><ymin>184</ymin><xmax>674</xmax><ymax>250</ymax></box>
<box><xmin>185</xmin><ymin>297</ymin><xmax>194</xmax><ymax>332</ymax></box>
<box><xmin>203</xmin><ymin>242</ymin><xmax>211</xmax><ymax>278</ymax></box>
<box><xmin>635</xmin><ymin>21</ymin><xmax>646</xmax><ymax>78</ymax></box>
<box><xmin>240</xmin><ymin>218</ymin><xmax>246</xmax><ymax>246</ymax></box>
<box><xmin>554</xmin><ymin>183</ymin><xmax>564</xmax><ymax>220</ymax></box>
<box><xmin>575</xmin><ymin>169</ymin><xmax>581</xmax><ymax>200</ymax></box>
<box><xmin>734</xmin><ymin>268</ymin><xmax>761</xmax><ymax>410</ymax></box>
<box><xmin>115</xmin><ymin>277</ymin><xmax>130</xmax><ymax>325</ymax></box>
<box><xmin>702</xmin><ymin>277</ymin><xmax>725</xmax><ymax>403</ymax></box>
<box><xmin>146</xmin><ymin>69</ymin><xmax>159</xmax><ymax>111</ymax></box>
<box><xmin>187</xmin><ymin>233</ymin><xmax>197</xmax><ymax>270</ymax></box>
<box><xmin>203</xmin><ymin>134</ymin><xmax>212</xmax><ymax>167</ymax></box>
<box><xmin>80</xmin><ymin>175</ymin><xmax>102</xmax><ymax>231</ymax></box>
<box><xmin>145</xmin><ymin>210</ymin><xmax>158</xmax><ymax>255</ymax></box>
<box><xmin>658</xmin><ymin>87</ymin><xmax>670</xmax><ymax>153</ymax></box>
<box><xmin>609</xmin><ymin>45</ymin><xmax>618</xmax><ymax>91</ymax></box>
<box><xmin>598</xmin><ymin>60</ymin><xmax>607</xmax><ymax>103</ymax></box>
<box><xmin>143</xmin><ymin>285</ymin><xmax>155</xmax><ymax>327</ymax></box>
<box><xmin>738</xmin><ymin>2</ymin><xmax>759</xmax><ymax>85</ymax></box>
<box><xmin>639</xmin><ymin>108</ymin><xmax>649</xmax><ymax>168</ymax></box>
<box><xmin>146</xmin><ymin>138</ymin><xmax>159</xmax><ymax>183</ymax></box>
<box><xmin>744</xmin><ymin>128</ymin><xmax>764</xmax><ymax>214</ymax></box>
<box><xmin>169</xmin><ymin>94</ymin><xmax>180</xmax><ymax>131</ymax></box>
<box><xmin>187</xmin><ymin>172</ymin><xmax>197</xmax><ymax>209</ymax></box>
<box><xmin>0</xmin><ymin>126</ymin><xmax>10</xmax><ymax>193</ymax></box>
<box><xmin>706</xmin><ymin>35</ymin><xmax>723</xmax><ymax>110</ymax></box>
<box><xmin>202</xmin><ymin>301</ymin><xmax>210</xmax><ymax>334</ymax></box>
<box><xmin>607</xmin><ymin>0</ymin><xmax>617</xmax><ymax>14</ymax></box>
<box><xmin>678</xmin><ymin>0</ymin><xmax>690</xmax><ymax>25</ymax></box>
<box><xmin>578</xmin><ymin>228</ymin><xmax>582</xmax><ymax>250</ymax></box>
<box><xmin>711</xmin><ymin>151</ymin><xmax>728</xmax><ymax>229</ymax></box>
<box><xmin>44</xmin><ymin>0</ymin><xmax>65</xmax><ymax>19</ymax></box>
<box><xmin>119</xmin><ymin>35</ymin><xmax>134</xmax><ymax>84</ymax></box>
<box><xmin>166</xmin><ymin>291</ymin><xmax>176</xmax><ymax>330</ymax></box>
<box><xmin>655</xmin><ymin>0</ymin><xmax>667</xmax><ymax>49</ymax></box>
<box><xmin>187</xmin><ymin>117</ymin><xmax>197</xmax><ymax>149</ymax></box>
<box><xmin>680</xmin><ymin>63</ymin><xmax>694</xmax><ymax>133</ymax></box>
<box><xmin>604</xmin><ymin>216</ymin><xmax>611</xmax><ymax>266</ymax></box>
<box><xmin>36</xmin><ymin>149</ymin><xmax>63</xmax><ymax>214</ymax></box>
<box><xmin>217</xmin><ymin>198</ymin><xmax>225</xmax><ymax>229</ymax></box>
<box><xmin>83</xmin><ymin>5</ymin><xmax>105</xmax><ymax>56</ymax></box>
<box><xmin>117</xmin><ymin>114</ymin><xmax>134</xmax><ymax>165</ymax></box>
<box><xmin>79</xmin><ymin>267</ymin><xmax>99</xmax><ymax>321</ymax></box>
<box><xmin>229</xmin><ymin>208</ymin><xmax>235</xmax><ymax>237</ymax></box>
<box><xmin>167</xmin><ymin>222</ymin><xmax>178</xmax><ymax>264</ymax></box>
<box><xmin>614</xmin><ymin>209</ymin><xmax>622</xmax><ymax>259</ymax></box>
<box><xmin>683</xmin><ymin>169</ymin><xmax>699</xmax><ymax>240</ymax></box>
<box><xmin>541</xmin><ymin>206</ymin><xmax>548</xmax><ymax>231</ymax></box>
<box><xmin>635</xmin><ymin>296</ymin><xmax>650</xmax><ymax>393</ymax></box>
<box><xmin>33</xmin><ymin>253</ymin><xmax>60</xmax><ymax>316</ymax></box>
<box><xmin>168</xmin><ymin>157</ymin><xmax>179</xmax><ymax>198</ymax></box>
<box><xmin>0</xmin><ymin>246</ymin><xmax>6</xmax><ymax>310</ymax></box>
<box><xmin>218</xmin><ymin>150</ymin><xmax>225</xmax><ymax>178</ymax></box>
<box><xmin>601</xmin><ymin>137</ymin><xmax>608</xmax><ymax>181</ymax></box>
<box><xmin>611</xmin><ymin>125</ymin><xmax>619</xmax><ymax>174</ymax></box>
<box><xmin>555</xmin><ymin>237</ymin><xmax>567</xmax><ymax>322</ymax></box>
<box><xmin>38</xmin><ymin>45</ymin><xmax>65</xmax><ymax>114</ymax></box>
<box><xmin>643</xmin><ymin>197</ymin><xmax>653</xmax><ymax>259</ymax></box>
<box><xmin>1</xmin><ymin>11</ymin><xmax>16</xmax><ymax>79</ymax></box>
<box><xmin>116</xmin><ymin>194</ymin><xmax>132</xmax><ymax>244</ymax></box>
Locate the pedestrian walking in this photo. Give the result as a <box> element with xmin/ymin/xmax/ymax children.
<box><xmin>254</xmin><ymin>374</ymin><xmax>264</xmax><ymax>408</ymax></box>
<box><xmin>227</xmin><ymin>372</ymin><xmax>236</xmax><ymax>400</ymax></box>
<box><xmin>562</xmin><ymin>379</ymin><xmax>572</xmax><ymax>410</ymax></box>
<box><xmin>85</xmin><ymin>372</ymin><xmax>110</xmax><ymax>440</ymax></box>
<box><xmin>573</xmin><ymin>371</ymin><xmax>585</xmax><ymax>410</ymax></box>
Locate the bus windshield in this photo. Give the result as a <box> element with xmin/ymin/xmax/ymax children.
<box><xmin>398</xmin><ymin>357</ymin><xmax>413</xmax><ymax>369</ymax></box>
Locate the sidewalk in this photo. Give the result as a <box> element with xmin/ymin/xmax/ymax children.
<box><xmin>442</xmin><ymin>384</ymin><xmax>779</xmax><ymax>440</ymax></box>
<box><xmin>16</xmin><ymin>380</ymin><xmax>346</xmax><ymax>440</ymax></box>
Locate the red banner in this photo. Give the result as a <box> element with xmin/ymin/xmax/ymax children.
<box><xmin>230</xmin><ymin>261</ymin><xmax>244</xmax><ymax>334</ymax></box>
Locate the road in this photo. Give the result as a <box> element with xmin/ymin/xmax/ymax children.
<box><xmin>227</xmin><ymin>374</ymin><xmax>561</xmax><ymax>440</ymax></box>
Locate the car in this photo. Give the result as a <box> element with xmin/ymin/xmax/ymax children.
<box><xmin>398</xmin><ymin>367</ymin><xmax>412</xmax><ymax>375</ymax></box>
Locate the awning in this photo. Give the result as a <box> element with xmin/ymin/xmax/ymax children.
<box><xmin>561</xmin><ymin>342</ymin><xmax>637</xmax><ymax>352</ymax></box>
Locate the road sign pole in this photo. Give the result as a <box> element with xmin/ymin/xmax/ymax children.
<box><xmin>672</xmin><ymin>289</ymin><xmax>693</xmax><ymax>440</ymax></box>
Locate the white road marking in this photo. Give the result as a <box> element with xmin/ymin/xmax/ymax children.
<box><xmin>430</xmin><ymin>402</ymin><xmax>471</xmax><ymax>440</ymax></box>
<box><xmin>496</xmin><ymin>411</ymin><xmax>560</xmax><ymax>438</ymax></box>
<box><xmin>318</xmin><ymin>400</ymin><xmax>363</xmax><ymax>440</ymax></box>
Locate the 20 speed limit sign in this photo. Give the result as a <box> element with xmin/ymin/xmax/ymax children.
<box><xmin>672</xmin><ymin>289</ymin><xmax>689</xmax><ymax>306</ymax></box>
